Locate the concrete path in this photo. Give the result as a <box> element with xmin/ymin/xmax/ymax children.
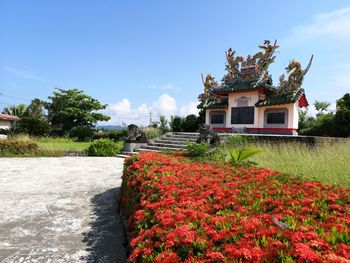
<box><xmin>0</xmin><ymin>157</ymin><xmax>127</xmax><ymax>263</ymax></box>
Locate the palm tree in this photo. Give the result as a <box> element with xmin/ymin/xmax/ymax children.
<box><xmin>3</xmin><ymin>104</ymin><xmax>27</xmax><ymax>118</ymax></box>
<box><xmin>314</xmin><ymin>101</ymin><xmax>331</xmax><ymax>116</ymax></box>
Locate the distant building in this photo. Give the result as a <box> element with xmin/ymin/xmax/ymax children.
<box><xmin>198</xmin><ymin>40</ymin><xmax>312</xmax><ymax>135</ymax></box>
<box><xmin>0</xmin><ymin>113</ymin><xmax>19</xmax><ymax>130</ymax></box>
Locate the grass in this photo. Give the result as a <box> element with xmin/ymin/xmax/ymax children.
<box><xmin>220</xmin><ymin>138</ymin><xmax>350</xmax><ymax>187</ymax></box>
<box><xmin>33</xmin><ymin>137</ymin><xmax>91</xmax><ymax>151</ymax></box>
<box><xmin>2</xmin><ymin>135</ymin><xmax>124</xmax><ymax>157</ymax></box>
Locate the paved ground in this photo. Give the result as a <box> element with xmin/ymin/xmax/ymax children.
<box><xmin>0</xmin><ymin>157</ymin><xmax>127</xmax><ymax>263</ymax></box>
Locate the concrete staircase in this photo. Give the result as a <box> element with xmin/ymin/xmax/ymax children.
<box><xmin>117</xmin><ymin>132</ymin><xmax>199</xmax><ymax>158</ymax></box>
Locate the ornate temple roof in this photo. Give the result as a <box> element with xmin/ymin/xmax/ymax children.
<box><xmin>216</xmin><ymin>78</ymin><xmax>274</xmax><ymax>93</ymax></box>
<box><xmin>198</xmin><ymin>40</ymin><xmax>312</xmax><ymax>109</ymax></box>
<box><xmin>255</xmin><ymin>88</ymin><xmax>306</xmax><ymax>107</ymax></box>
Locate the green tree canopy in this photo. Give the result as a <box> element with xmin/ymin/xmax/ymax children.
<box><xmin>314</xmin><ymin>101</ymin><xmax>331</xmax><ymax>116</ymax></box>
<box><xmin>25</xmin><ymin>98</ymin><xmax>47</xmax><ymax>120</ymax></box>
<box><xmin>44</xmin><ymin>88</ymin><xmax>110</xmax><ymax>131</ymax></box>
<box><xmin>3</xmin><ymin>104</ymin><xmax>27</xmax><ymax>118</ymax></box>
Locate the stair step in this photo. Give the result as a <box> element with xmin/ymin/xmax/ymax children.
<box><xmin>166</xmin><ymin>133</ymin><xmax>199</xmax><ymax>138</ymax></box>
<box><xmin>153</xmin><ymin>139</ymin><xmax>188</xmax><ymax>145</ymax></box>
<box><xmin>149</xmin><ymin>142</ymin><xmax>187</xmax><ymax>148</ymax></box>
<box><xmin>140</xmin><ymin>145</ymin><xmax>182</xmax><ymax>151</ymax></box>
<box><xmin>172</xmin><ymin>132</ymin><xmax>199</xmax><ymax>136</ymax></box>
<box><xmin>156</xmin><ymin>137</ymin><xmax>197</xmax><ymax>142</ymax></box>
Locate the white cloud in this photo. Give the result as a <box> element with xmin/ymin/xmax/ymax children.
<box><xmin>109</xmin><ymin>98</ymin><xmax>132</xmax><ymax>115</ymax></box>
<box><xmin>101</xmin><ymin>94</ymin><xmax>199</xmax><ymax>126</ymax></box>
<box><xmin>179</xmin><ymin>101</ymin><xmax>199</xmax><ymax>116</ymax></box>
<box><xmin>287</xmin><ymin>7</ymin><xmax>350</xmax><ymax>43</ymax></box>
<box><xmin>152</xmin><ymin>93</ymin><xmax>177</xmax><ymax>116</ymax></box>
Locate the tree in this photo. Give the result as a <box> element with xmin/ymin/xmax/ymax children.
<box><xmin>3</xmin><ymin>104</ymin><xmax>27</xmax><ymax>118</ymax></box>
<box><xmin>182</xmin><ymin>114</ymin><xmax>199</xmax><ymax>132</ymax></box>
<box><xmin>314</xmin><ymin>101</ymin><xmax>331</xmax><ymax>116</ymax></box>
<box><xmin>334</xmin><ymin>93</ymin><xmax>350</xmax><ymax>137</ymax></box>
<box><xmin>158</xmin><ymin>116</ymin><xmax>169</xmax><ymax>134</ymax></box>
<box><xmin>44</xmin><ymin>88</ymin><xmax>110</xmax><ymax>132</ymax></box>
<box><xmin>170</xmin><ymin>116</ymin><xmax>183</xmax><ymax>132</ymax></box>
<box><xmin>13</xmin><ymin>117</ymin><xmax>51</xmax><ymax>136</ymax></box>
<box><xmin>25</xmin><ymin>99</ymin><xmax>46</xmax><ymax>120</ymax></box>
<box><xmin>336</xmin><ymin>93</ymin><xmax>350</xmax><ymax>110</ymax></box>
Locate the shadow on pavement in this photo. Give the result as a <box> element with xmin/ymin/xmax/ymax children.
<box><xmin>81</xmin><ymin>188</ymin><xmax>127</xmax><ymax>263</ymax></box>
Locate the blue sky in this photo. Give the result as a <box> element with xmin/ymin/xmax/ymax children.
<box><xmin>1</xmin><ymin>1</ymin><xmax>350</xmax><ymax>125</ymax></box>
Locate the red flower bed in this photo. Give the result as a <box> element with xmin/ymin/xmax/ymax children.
<box><xmin>121</xmin><ymin>152</ymin><xmax>350</xmax><ymax>262</ymax></box>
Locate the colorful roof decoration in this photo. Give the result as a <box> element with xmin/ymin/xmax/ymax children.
<box><xmin>0</xmin><ymin>113</ymin><xmax>19</xmax><ymax>121</ymax></box>
<box><xmin>198</xmin><ymin>40</ymin><xmax>313</xmax><ymax>109</ymax></box>
<box><xmin>255</xmin><ymin>88</ymin><xmax>307</xmax><ymax>107</ymax></box>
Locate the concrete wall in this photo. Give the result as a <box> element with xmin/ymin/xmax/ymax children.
<box><xmin>257</xmin><ymin>103</ymin><xmax>297</xmax><ymax>129</ymax></box>
<box><xmin>205</xmin><ymin>91</ymin><xmax>299</xmax><ymax>131</ymax></box>
<box><xmin>0</xmin><ymin>120</ymin><xmax>12</xmax><ymax>130</ymax></box>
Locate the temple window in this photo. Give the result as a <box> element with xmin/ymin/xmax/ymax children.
<box><xmin>231</xmin><ymin>107</ymin><xmax>254</xmax><ymax>124</ymax></box>
<box><xmin>264</xmin><ymin>109</ymin><xmax>288</xmax><ymax>127</ymax></box>
<box><xmin>210</xmin><ymin>111</ymin><xmax>225</xmax><ymax>125</ymax></box>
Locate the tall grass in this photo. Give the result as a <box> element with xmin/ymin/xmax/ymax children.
<box><xmin>220</xmin><ymin>138</ymin><xmax>350</xmax><ymax>187</ymax></box>
<box><xmin>34</xmin><ymin>137</ymin><xmax>91</xmax><ymax>151</ymax></box>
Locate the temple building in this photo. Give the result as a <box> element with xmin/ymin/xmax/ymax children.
<box><xmin>198</xmin><ymin>40</ymin><xmax>312</xmax><ymax>135</ymax></box>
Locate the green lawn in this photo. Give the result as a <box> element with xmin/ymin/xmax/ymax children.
<box><xmin>34</xmin><ymin>137</ymin><xmax>91</xmax><ymax>151</ymax></box>
<box><xmin>220</xmin><ymin>138</ymin><xmax>350</xmax><ymax>187</ymax></box>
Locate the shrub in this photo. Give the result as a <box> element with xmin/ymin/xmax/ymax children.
<box><xmin>0</xmin><ymin>140</ymin><xmax>39</xmax><ymax>156</ymax></box>
<box><xmin>69</xmin><ymin>126</ymin><xmax>94</xmax><ymax>142</ymax></box>
<box><xmin>121</xmin><ymin>152</ymin><xmax>350</xmax><ymax>262</ymax></box>
<box><xmin>13</xmin><ymin>117</ymin><xmax>50</xmax><ymax>136</ymax></box>
<box><xmin>0</xmin><ymin>128</ymin><xmax>10</xmax><ymax>135</ymax></box>
<box><xmin>184</xmin><ymin>142</ymin><xmax>209</xmax><ymax>157</ymax></box>
<box><xmin>170</xmin><ymin>116</ymin><xmax>183</xmax><ymax>132</ymax></box>
<box><xmin>182</xmin><ymin>114</ymin><xmax>199</xmax><ymax>132</ymax></box>
<box><xmin>142</xmin><ymin>127</ymin><xmax>161</xmax><ymax>140</ymax></box>
<box><xmin>87</xmin><ymin>139</ymin><xmax>120</xmax><ymax>156</ymax></box>
<box><xmin>93</xmin><ymin>129</ymin><xmax>128</xmax><ymax>142</ymax></box>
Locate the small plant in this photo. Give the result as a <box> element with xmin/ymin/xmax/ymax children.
<box><xmin>185</xmin><ymin>142</ymin><xmax>209</xmax><ymax>157</ymax></box>
<box><xmin>228</xmin><ymin>147</ymin><xmax>261</xmax><ymax>167</ymax></box>
<box><xmin>87</xmin><ymin>139</ymin><xmax>120</xmax><ymax>156</ymax></box>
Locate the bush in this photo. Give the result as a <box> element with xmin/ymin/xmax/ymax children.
<box><xmin>170</xmin><ymin>116</ymin><xmax>183</xmax><ymax>132</ymax></box>
<box><xmin>13</xmin><ymin>117</ymin><xmax>50</xmax><ymax>136</ymax></box>
<box><xmin>0</xmin><ymin>140</ymin><xmax>39</xmax><ymax>156</ymax></box>
<box><xmin>93</xmin><ymin>129</ymin><xmax>128</xmax><ymax>142</ymax></box>
<box><xmin>182</xmin><ymin>114</ymin><xmax>199</xmax><ymax>132</ymax></box>
<box><xmin>184</xmin><ymin>142</ymin><xmax>209</xmax><ymax>157</ymax></box>
<box><xmin>142</xmin><ymin>127</ymin><xmax>161</xmax><ymax>140</ymax></box>
<box><xmin>87</xmin><ymin>139</ymin><xmax>120</xmax><ymax>156</ymax></box>
<box><xmin>121</xmin><ymin>152</ymin><xmax>350</xmax><ymax>262</ymax></box>
<box><xmin>69</xmin><ymin>126</ymin><xmax>94</xmax><ymax>142</ymax></box>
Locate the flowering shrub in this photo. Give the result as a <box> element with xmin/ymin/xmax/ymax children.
<box><xmin>121</xmin><ymin>152</ymin><xmax>350</xmax><ymax>262</ymax></box>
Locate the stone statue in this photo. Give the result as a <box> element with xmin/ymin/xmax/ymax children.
<box><xmin>125</xmin><ymin>124</ymin><xmax>148</xmax><ymax>143</ymax></box>
<box><xmin>197</xmin><ymin>124</ymin><xmax>220</xmax><ymax>145</ymax></box>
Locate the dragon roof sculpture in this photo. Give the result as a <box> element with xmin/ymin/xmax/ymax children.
<box><xmin>198</xmin><ymin>40</ymin><xmax>313</xmax><ymax>108</ymax></box>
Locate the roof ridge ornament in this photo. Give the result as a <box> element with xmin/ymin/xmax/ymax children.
<box><xmin>198</xmin><ymin>40</ymin><xmax>313</xmax><ymax>108</ymax></box>
<box><xmin>277</xmin><ymin>55</ymin><xmax>314</xmax><ymax>94</ymax></box>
